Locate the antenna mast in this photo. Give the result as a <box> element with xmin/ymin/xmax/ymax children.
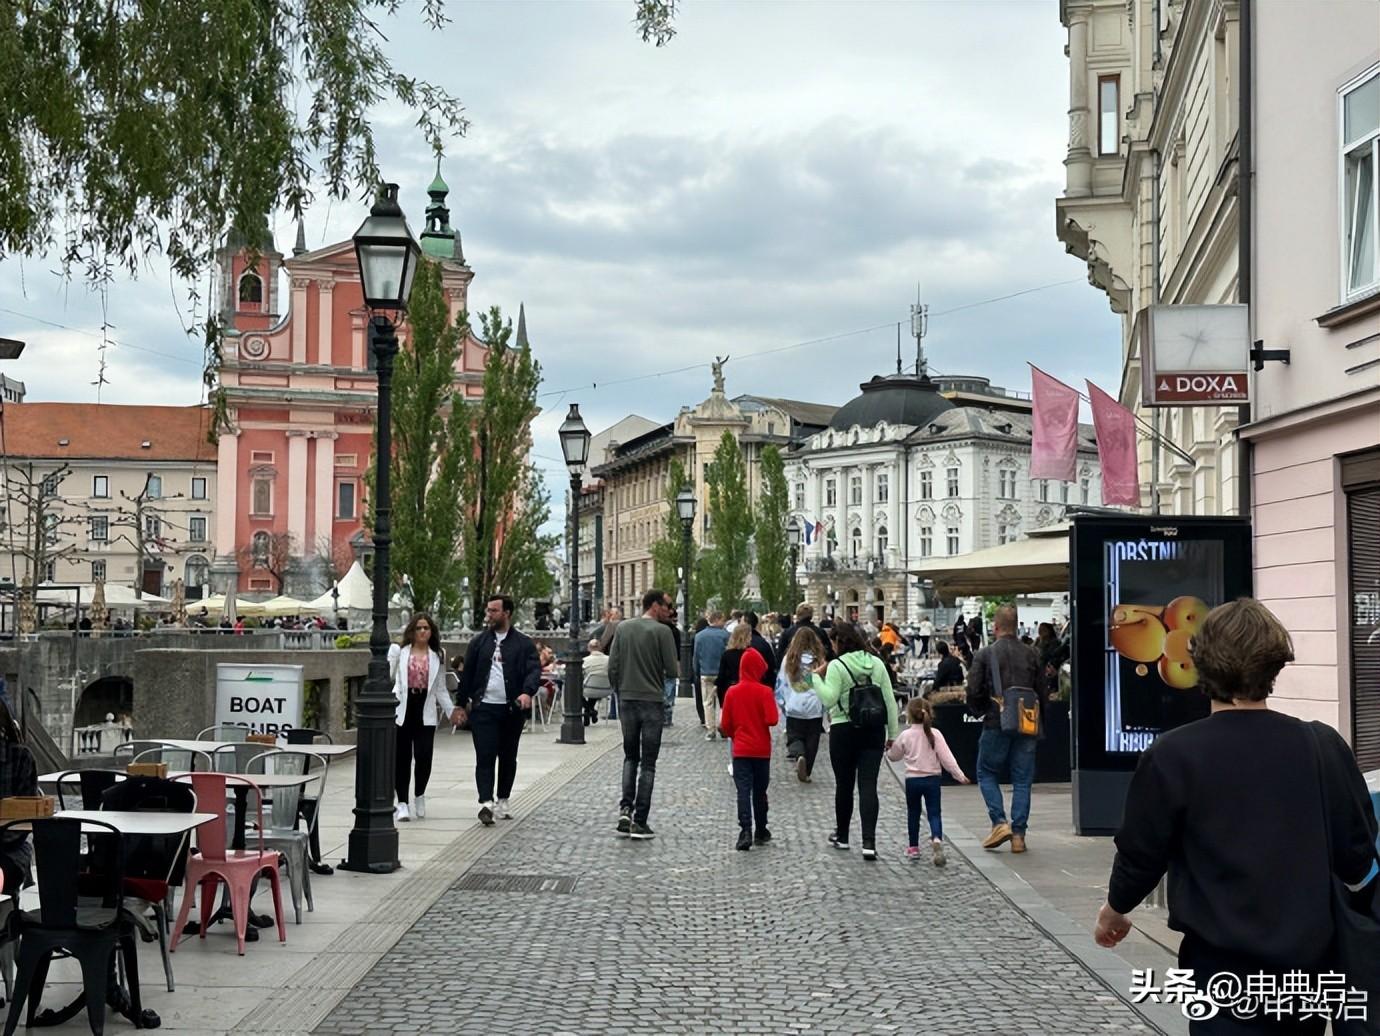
<box><xmin>909</xmin><ymin>284</ymin><xmax>928</xmax><ymax>378</ymax></box>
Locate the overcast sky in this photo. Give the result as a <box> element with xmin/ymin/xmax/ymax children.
<box><xmin>0</xmin><ymin>0</ymin><xmax>1120</xmax><ymax>532</ymax></box>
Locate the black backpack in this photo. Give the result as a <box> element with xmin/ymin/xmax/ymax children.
<box><xmin>838</xmin><ymin>657</ymin><xmax>888</xmax><ymax>733</ymax></box>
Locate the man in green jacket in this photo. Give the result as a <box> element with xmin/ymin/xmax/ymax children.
<box><xmin>608</xmin><ymin>588</ymin><xmax>680</xmax><ymax>840</ymax></box>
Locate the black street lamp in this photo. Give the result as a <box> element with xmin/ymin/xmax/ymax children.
<box><xmin>557</xmin><ymin>403</ymin><xmax>591</xmax><ymax>745</ymax></box>
<box><xmin>341</xmin><ymin>183</ymin><xmax>420</xmax><ymax>875</ymax></box>
<box><xmin>675</xmin><ymin>485</ymin><xmax>696</xmax><ymax>699</ymax></box>
<box><xmin>786</xmin><ymin>517</ymin><xmax>802</xmax><ymax>610</ymax></box>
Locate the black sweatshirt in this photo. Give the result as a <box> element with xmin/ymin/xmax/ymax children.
<box><xmin>1108</xmin><ymin>709</ymin><xmax>1378</xmax><ymax>968</ymax></box>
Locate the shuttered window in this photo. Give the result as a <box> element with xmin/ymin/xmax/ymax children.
<box><xmin>1344</xmin><ymin>449</ymin><xmax>1380</xmax><ymax>769</ymax></box>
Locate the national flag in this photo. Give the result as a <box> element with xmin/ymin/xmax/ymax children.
<box><xmin>1029</xmin><ymin>366</ymin><xmax>1079</xmax><ymax>482</ymax></box>
<box><xmin>1086</xmin><ymin>380</ymin><xmax>1141</xmax><ymax>507</ymax></box>
<box><xmin>814</xmin><ymin>520</ymin><xmax>824</xmax><ymax>543</ymax></box>
<box><xmin>804</xmin><ymin>520</ymin><xmax>813</xmax><ymax>546</ymax></box>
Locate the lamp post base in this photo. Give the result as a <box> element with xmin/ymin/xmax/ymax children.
<box><xmin>557</xmin><ymin>649</ymin><xmax>586</xmax><ymax>745</ymax></box>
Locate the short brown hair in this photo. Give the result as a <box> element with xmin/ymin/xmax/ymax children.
<box><xmin>795</xmin><ymin>603</ymin><xmax>814</xmax><ymax>622</ymax></box>
<box><xmin>1190</xmin><ymin>598</ymin><xmax>1294</xmax><ymax>703</ymax></box>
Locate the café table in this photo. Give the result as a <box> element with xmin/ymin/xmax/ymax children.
<box><xmin>155</xmin><ymin>738</ymin><xmax>356</xmax><ymax>759</ymax></box>
<box><xmin>16</xmin><ymin>811</ymin><xmax>215</xmax><ymax>1029</ymax></box>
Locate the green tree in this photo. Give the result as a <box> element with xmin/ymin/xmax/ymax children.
<box><xmin>382</xmin><ymin>258</ymin><xmax>466</xmax><ymax>622</ymax></box>
<box><xmin>650</xmin><ymin>458</ymin><xmax>689</xmax><ymax>595</ymax></box>
<box><xmin>701</xmin><ymin>431</ymin><xmax>754</xmax><ymax>611</ymax></box>
<box><xmin>755</xmin><ymin>445</ymin><xmax>792</xmax><ymax>613</ymax></box>
<box><xmin>454</xmin><ymin>306</ymin><xmax>555</xmax><ymax>621</ymax></box>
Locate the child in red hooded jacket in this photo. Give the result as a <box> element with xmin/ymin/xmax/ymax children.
<box><xmin>719</xmin><ymin>647</ymin><xmax>779</xmax><ymax>851</ymax></box>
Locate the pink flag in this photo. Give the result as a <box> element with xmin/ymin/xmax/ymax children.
<box><xmin>1086</xmin><ymin>381</ymin><xmax>1140</xmax><ymax>507</ymax></box>
<box><xmin>1029</xmin><ymin>366</ymin><xmax>1079</xmax><ymax>481</ymax></box>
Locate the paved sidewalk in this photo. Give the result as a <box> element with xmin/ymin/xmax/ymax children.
<box><xmin>313</xmin><ymin>727</ymin><xmax>1163</xmax><ymax>1035</ymax></box>
<box><xmin>20</xmin><ymin>715</ymin><xmax>623</xmax><ymax>1034</ymax></box>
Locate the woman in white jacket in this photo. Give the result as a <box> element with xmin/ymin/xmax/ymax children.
<box><xmin>388</xmin><ymin>612</ymin><xmax>462</xmax><ymax>821</ymax></box>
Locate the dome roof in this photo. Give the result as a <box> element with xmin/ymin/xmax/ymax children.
<box><xmin>827</xmin><ymin>374</ymin><xmax>955</xmax><ymax>431</ymax></box>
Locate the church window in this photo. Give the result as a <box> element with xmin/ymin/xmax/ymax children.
<box><xmin>238</xmin><ymin>271</ymin><xmax>264</xmax><ymax>307</ymax></box>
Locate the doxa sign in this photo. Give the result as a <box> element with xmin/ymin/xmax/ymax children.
<box><xmin>1152</xmin><ymin>372</ymin><xmax>1249</xmax><ymax>403</ymax></box>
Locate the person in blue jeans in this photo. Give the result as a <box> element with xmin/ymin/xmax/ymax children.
<box><xmin>965</xmin><ymin>605</ymin><xmax>1047</xmax><ymax>854</ymax></box>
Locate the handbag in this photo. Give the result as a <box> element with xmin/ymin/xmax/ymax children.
<box><xmin>991</xmin><ymin>647</ymin><xmax>1040</xmax><ymax>738</ymax></box>
<box><xmin>1309</xmin><ymin>723</ymin><xmax>1380</xmax><ymax>1036</ymax></box>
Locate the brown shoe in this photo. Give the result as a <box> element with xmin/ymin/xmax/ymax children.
<box><xmin>981</xmin><ymin>822</ymin><xmax>1013</xmax><ymax>850</ymax></box>
<box><xmin>1010</xmin><ymin>834</ymin><xmax>1027</xmax><ymax>854</ymax></box>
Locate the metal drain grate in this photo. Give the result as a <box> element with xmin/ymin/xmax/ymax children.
<box><xmin>453</xmin><ymin>872</ymin><xmax>578</xmax><ymax>894</ymax></box>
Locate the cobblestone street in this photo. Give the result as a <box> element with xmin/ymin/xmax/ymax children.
<box><xmin>313</xmin><ymin>721</ymin><xmax>1157</xmax><ymax>1035</ymax></box>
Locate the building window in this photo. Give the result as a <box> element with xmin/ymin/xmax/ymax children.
<box><xmin>946</xmin><ymin>526</ymin><xmax>960</xmax><ymax>556</ymax></box>
<box><xmin>1039</xmin><ymin>480</ymin><xmax>1049</xmax><ymax>502</ymax></box>
<box><xmin>1342</xmin><ymin>67</ymin><xmax>1379</xmax><ymax>298</ymax></box>
<box><xmin>875</xmin><ymin>525</ymin><xmax>888</xmax><ymax>557</ymax></box>
<box><xmin>92</xmin><ymin>475</ymin><xmax>109</xmax><ymax>499</ymax></box>
<box><xmin>238</xmin><ymin>271</ymin><xmax>263</xmax><ymax>306</ymax></box>
<box><xmin>998</xmin><ymin>523</ymin><xmax>1016</xmax><ymax>545</ymax></box>
<box><xmin>185</xmin><ymin>554</ymin><xmax>209</xmax><ymax>591</ymax></box>
<box><xmin>144</xmin><ymin>513</ymin><xmax>161</xmax><ymax>539</ymax></box>
<box><xmin>849</xmin><ymin>475</ymin><xmax>862</xmax><ymax>506</ymax></box>
<box><xmin>189</xmin><ymin>515</ymin><xmax>207</xmax><ymax>542</ymax></box>
<box><xmin>337</xmin><ymin>481</ymin><xmax>357</xmax><ymax>520</ymax></box>
<box><xmin>876</xmin><ymin>472</ymin><xmax>889</xmax><ymax>504</ymax></box>
<box><xmin>793</xmin><ymin>482</ymin><xmax>805</xmax><ymax>510</ymax></box>
<box><xmin>1098</xmin><ymin>75</ymin><xmax>1120</xmax><ymax>156</ymax></box>
<box><xmin>40</xmin><ymin>474</ymin><xmax>59</xmax><ymax>498</ymax></box>
<box><xmin>946</xmin><ymin>468</ymin><xmax>959</xmax><ymax>498</ymax></box>
<box><xmin>920</xmin><ymin>470</ymin><xmax>933</xmax><ymax>500</ymax></box>
<box><xmin>825</xmin><ymin>479</ymin><xmax>837</xmax><ymax>507</ymax></box>
<box><xmin>998</xmin><ymin>468</ymin><xmax>1016</xmax><ymax>499</ymax></box>
<box><xmin>145</xmin><ymin>475</ymin><xmax>162</xmax><ymax>499</ymax></box>
<box><xmin>42</xmin><ymin>560</ymin><xmax>55</xmax><ymax>582</ymax></box>
<box><xmin>89</xmin><ymin>516</ymin><xmax>109</xmax><ymax>542</ymax></box>
<box><xmin>850</xmin><ymin>527</ymin><xmax>862</xmax><ymax>559</ymax></box>
<box><xmin>43</xmin><ymin>513</ymin><xmax>59</xmax><ymax>546</ymax></box>
<box><xmin>920</xmin><ymin>527</ymin><xmax>933</xmax><ymax>558</ymax></box>
<box><xmin>92</xmin><ymin>560</ymin><xmax>106</xmax><ymax>583</ymax></box>
<box><xmin>191</xmin><ymin>476</ymin><xmax>207</xmax><ymax>500</ymax></box>
<box><xmin>1061</xmin><ymin>481</ymin><xmax>1070</xmax><ymax>504</ymax></box>
<box><xmin>252</xmin><ymin>478</ymin><xmax>272</xmax><ymax>516</ymax></box>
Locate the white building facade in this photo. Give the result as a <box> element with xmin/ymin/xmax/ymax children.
<box><xmin>786</xmin><ymin>373</ymin><xmax>1102</xmax><ymax>624</ymax></box>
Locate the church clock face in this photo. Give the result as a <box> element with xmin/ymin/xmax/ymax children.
<box><xmin>1140</xmin><ymin>304</ymin><xmax>1249</xmax><ymax>406</ymax></box>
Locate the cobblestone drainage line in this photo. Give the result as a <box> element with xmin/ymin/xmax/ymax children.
<box><xmin>880</xmin><ymin>764</ymin><xmax>1181</xmax><ymax>1036</ymax></box>
<box><xmin>237</xmin><ymin>734</ymin><xmax>625</xmax><ymax>1034</ymax></box>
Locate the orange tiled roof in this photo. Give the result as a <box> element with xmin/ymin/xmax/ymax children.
<box><xmin>0</xmin><ymin>403</ymin><xmax>216</xmax><ymax>462</ymax></box>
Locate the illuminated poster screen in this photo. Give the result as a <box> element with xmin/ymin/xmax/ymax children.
<box><xmin>1071</xmin><ymin>516</ymin><xmax>1252</xmax><ymax>773</ymax></box>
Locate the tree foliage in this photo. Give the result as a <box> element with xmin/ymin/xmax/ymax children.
<box><xmin>383</xmin><ymin>258</ymin><xmax>466</xmax><ymax>622</ymax></box>
<box><xmin>454</xmin><ymin>307</ymin><xmax>555</xmax><ymax>622</ymax></box>
<box><xmin>755</xmin><ymin>445</ymin><xmax>792</xmax><ymax>613</ymax></box>
<box><xmin>236</xmin><ymin>530</ymin><xmax>296</xmax><ymax>593</ymax></box>
<box><xmin>701</xmin><ymin>431</ymin><xmax>753</xmax><ymax>612</ymax></box>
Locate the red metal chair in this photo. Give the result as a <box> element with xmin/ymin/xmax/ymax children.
<box><xmin>169</xmin><ymin>773</ymin><xmax>286</xmax><ymax>956</ymax></box>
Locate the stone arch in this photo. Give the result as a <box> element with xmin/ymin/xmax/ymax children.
<box><xmin>74</xmin><ymin>675</ymin><xmax>134</xmax><ymax>728</ymax></box>
<box><xmin>238</xmin><ymin>270</ymin><xmax>263</xmax><ymax>305</ymax></box>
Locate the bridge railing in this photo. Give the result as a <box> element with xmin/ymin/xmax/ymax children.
<box><xmin>71</xmin><ymin>717</ymin><xmax>134</xmax><ymax>757</ymax></box>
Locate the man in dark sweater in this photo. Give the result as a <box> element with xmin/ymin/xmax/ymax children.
<box><xmin>965</xmin><ymin>605</ymin><xmax>1046</xmax><ymax>854</ymax></box>
<box><xmin>1094</xmin><ymin>599</ymin><xmax>1378</xmax><ymax>1020</ymax></box>
<box><xmin>776</xmin><ymin>603</ymin><xmax>833</xmax><ymax>663</ymax></box>
<box><xmin>608</xmin><ymin>589</ymin><xmax>680</xmax><ymax>840</ymax></box>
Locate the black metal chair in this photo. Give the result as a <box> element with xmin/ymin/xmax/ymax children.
<box><xmin>51</xmin><ymin>770</ymin><xmax>124</xmax><ymax>811</ymax></box>
<box><xmin>1</xmin><ymin>818</ymin><xmax>144</xmax><ymax>1036</ymax></box>
<box><xmin>284</xmin><ymin>730</ymin><xmax>332</xmax><ymax>870</ymax></box>
<box><xmin>99</xmin><ymin>777</ymin><xmax>198</xmax><ymax>992</ymax></box>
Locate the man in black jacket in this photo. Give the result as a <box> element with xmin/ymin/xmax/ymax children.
<box><xmin>776</xmin><ymin>603</ymin><xmax>833</xmax><ymax>663</ymax></box>
<box><xmin>457</xmin><ymin>594</ymin><xmax>542</xmax><ymax>826</ymax></box>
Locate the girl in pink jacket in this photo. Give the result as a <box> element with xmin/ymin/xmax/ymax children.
<box><xmin>886</xmin><ymin>696</ymin><xmax>969</xmax><ymax>866</ymax></box>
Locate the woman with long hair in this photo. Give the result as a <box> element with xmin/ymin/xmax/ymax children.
<box><xmin>388</xmin><ymin>612</ymin><xmax>462</xmax><ymax>822</ymax></box>
<box><xmin>778</xmin><ymin>626</ymin><xmax>827</xmax><ymax>782</ymax></box>
<box><xmin>813</xmin><ymin>621</ymin><xmax>900</xmax><ymax>860</ymax></box>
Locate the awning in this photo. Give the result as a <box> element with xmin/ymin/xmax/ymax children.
<box><xmin>909</xmin><ymin>525</ymin><xmax>1070</xmax><ymax>598</ymax></box>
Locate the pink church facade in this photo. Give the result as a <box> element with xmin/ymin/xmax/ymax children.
<box><xmin>212</xmin><ymin>173</ymin><xmax>488</xmax><ymax>595</ymax></box>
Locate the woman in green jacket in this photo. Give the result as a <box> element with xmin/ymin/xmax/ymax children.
<box><xmin>813</xmin><ymin>621</ymin><xmax>900</xmax><ymax>860</ymax></box>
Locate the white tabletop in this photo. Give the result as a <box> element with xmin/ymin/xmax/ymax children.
<box><xmin>154</xmin><ymin>739</ymin><xmax>355</xmax><ymax>758</ymax></box>
<box><xmin>38</xmin><ymin>771</ymin><xmax>125</xmax><ymax>784</ymax></box>
<box><xmin>31</xmin><ymin>810</ymin><xmax>218</xmax><ymax>836</ymax></box>
<box><xmin>169</xmin><ymin>771</ymin><xmax>315</xmax><ymax>788</ymax></box>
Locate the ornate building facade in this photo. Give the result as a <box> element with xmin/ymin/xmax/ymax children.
<box><xmin>786</xmin><ymin>373</ymin><xmax>1102</xmax><ymax>624</ymax></box>
<box><xmin>211</xmin><ymin>169</ymin><xmax>488</xmax><ymax>595</ymax></box>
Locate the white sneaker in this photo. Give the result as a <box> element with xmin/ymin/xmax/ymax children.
<box><xmin>726</xmin><ymin>761</ymin><xmax>734</xmax><ymax>777</ymax></box>
<box><xmin>496</xmin><ymin>798</ymin><xmax>512</xmax><ymax>820</ymax></box>
<box><xmin>394</xmin><ymin>803</ymin><xmax>410</xmax><ymax>823</ymax></box>
<box><xmin>413</xmin><ymin>795</ymin><xmax>426</xmax><ymax>819</ymax></box>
